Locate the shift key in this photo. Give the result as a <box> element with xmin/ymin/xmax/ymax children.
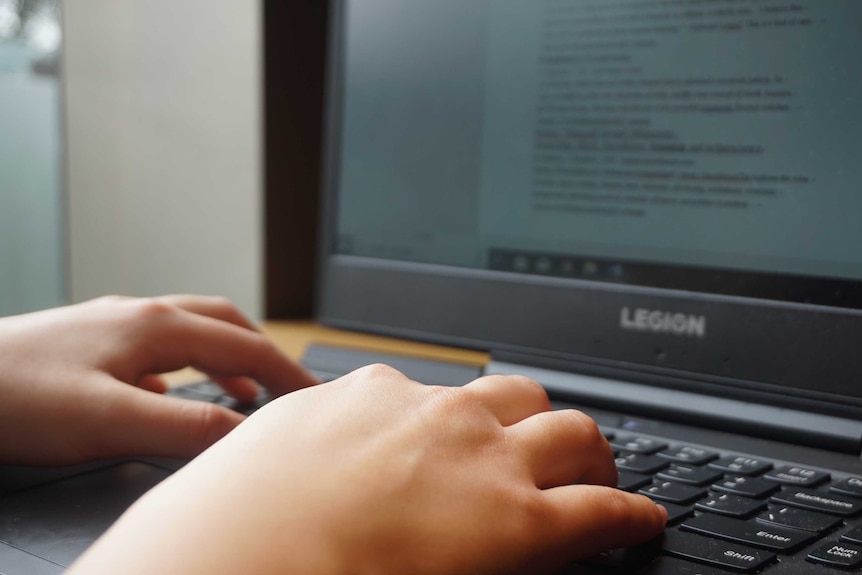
<box><xmin>663</xmin><ymin>529</ymin><xmax>776</xmax><ymax>573</ymax></box>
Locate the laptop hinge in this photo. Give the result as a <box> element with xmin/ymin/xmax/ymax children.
<box><xmin>488</xmin><ymin>360</ymin><xmax>862</xmax><ymax>455</ymax></box>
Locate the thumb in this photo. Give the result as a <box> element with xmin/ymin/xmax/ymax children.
<box><xmin>94</xmin><ymin>386</ymin><xmax>246</xmax><ymax>460</ymax></box>
<box><xmin>540</xmin><ymin>485</ymin><xmax>667</xmax><ymax>563</ymax></box>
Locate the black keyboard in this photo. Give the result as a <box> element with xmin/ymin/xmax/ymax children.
<box><xmin>559</xmin><ymin>429</ymin><xmax>862</xmax><ymax>574</ymax></box>
<box><xmin>171</xmin><ymin>381</ymin><xmax>862</xmax><ymax>573</ymax></box>
<box><xmin>167</xmin><ymin>380</ymin><xmax>271</xmax><ymax>415</ymax></box>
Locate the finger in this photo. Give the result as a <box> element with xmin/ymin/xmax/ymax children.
<box><xmin>146</xmin><ymin>296</ymin><xmax>315</xmax><ymax>397</ymax></box>
<box><xmin>509</xmin><ymin>409</ymin><xmax>616</xmax><ymax>489</ymax></box>
<box><xmin>540</xmin><ymin>485</ymin><xmax>667</xmax><ymax>563</ymax></box>
<box><xmin>207</xmin><ymin>375</ymin><xmax>260</xmax><ymax>402</ymax></box>
<box><xmin>110</xmin><ymin>301</ymin><xmax>319</xmax><ymax>396</ymax></box>
<box><xmin>135</xmin><ymin>372</ymin><xmax>258</xmax><ymax>402</ymax></box>
<box><xmin>462</xmin><ymin>375</ymin><xmax>551</xmax><ymax>426</ymax></box>
<box><xmin>91</xmin><ymin>382</ymin><xmax>246</xmax><ymax>460</ymax></box>
<box><xmin>153</xmin><ymin>294</ymin><xmax>260</xmax><ymax>332</ymax></box>
<box><xmin>137</xmin><ymin>374</ymin><xmax>169</xmax><ymax>394</ymax></box>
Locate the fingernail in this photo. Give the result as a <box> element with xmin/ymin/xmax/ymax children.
<box><xmin>655</xmin><ymin>503</ymin><xmax>669</xmax><ymax>524</ymax></box>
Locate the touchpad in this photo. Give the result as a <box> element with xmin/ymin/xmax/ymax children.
<box><xmin>0</xmin><ymin>461</ymin><xmax>170</xmax><ymax>568</ymax></box>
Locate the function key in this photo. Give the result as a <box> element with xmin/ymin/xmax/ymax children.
<box><xmin>771</xmin><ymin>488</ymin><xmax>862</xmax><ymax>517</ymax></box>
<box><xmin>808</xmin><ymin>541</ymin><xmax>862</xmax><ymax>569</ymax></box>
<box><xmin>763</xmin><ymin>466</ymin><xmax>830</xmax><ymax>487</ymax></box>
<box><xmin>709</xmin><ymin>455</ymin><xmax>773</xmax><ymax>476</ymax></box>
<box><xmin>658</xmin><ymin>445</ymin><xmax>719</xmax><ymax>465</ymax></box>
<box><xmin>657</xmin><ymin>464</ymin><xmax>724</xmax><ymax>487</ymax></box>
<box><xmin>610</xmin><ymin>436</ymin><xmax>668</xmax><ymax>455</ymax></box>
<box><xmin>831</xmin><ymin>477</ymin><xmax>862</xmax><ymax>499</ymax></box>
<box><xmin>712</xmin><ymin>476</ymin><xmax>779</xmax><ymax>499</ymax></box>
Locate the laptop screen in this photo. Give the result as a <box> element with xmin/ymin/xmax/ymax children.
<box><xmin>332</xmin><ymin>0</ymin><xmax>862</xmax><ymax>309</ymax></box>
<box><xmin>318</xmin><ymin>0</ymin><xmax>862</xmax><ymax>412</ymax></box>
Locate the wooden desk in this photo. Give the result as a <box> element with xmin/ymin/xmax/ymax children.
<box><xmin>262</xmin><ymin>321</ymin><xmax>489</xmax><ymax>366</ymax></box>
<box><xmin>166</xmin><ymin>320</ymin><xmax>489</xmax><ymax>385</ymax></box>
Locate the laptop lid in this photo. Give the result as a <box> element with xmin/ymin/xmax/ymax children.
<box><xmin>316</xmin><ymin>0</ymin><xmax>862</xmax><ymax>440</ymax></box>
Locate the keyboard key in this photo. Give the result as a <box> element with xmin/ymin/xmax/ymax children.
<box><xmin>615</xmin><ymin>453</ymin><xmax>669</xmax><ymax>475</ymax></box>
<box><xmin>610</xmin><ymin>436</ymin><xmax>668</xmax><ymax>455</ymax></box>
<box><xmin>681</xmin><ymin>513</ymin><xmax>817</xmax><ymax>552</ymax></box>
<box><xmin>841</xmin><ymin>526</ymin><xmax>862</xmax><ymax>545</ymax></box>
<box><xmin>167</xmin><ymin>384</ymin><xmax>220</xmax><ymax>401</ymax></box>
<box><xmin>658</xmin><ymin>446</ymin><xmax>719</xmax><ymax>466</ymax></box>
<box><xmin>657</xmin><ymin>464</ymin><xmax>724</xmax><ymax>487</ymax></box>
<box><xmin>807</xmin><ymin>541</ymin><xmax>862</xmax><ymax>569</ymax></box>
<box><xmin>763</xmin><ymin>466</ymin><xmax>830</xmax><ymax>487</ymax></box>
<box><xmin>771</xmin><ymin>488</ymin><xmax>862</xmax><ymax>517</ymax></box>
<box><xmin>584</xmin><ymin>543</ymin><xmax>660</xmax><ymax>570</ymax></box>
<box><xmin>662</xmin><ymin>529</ymin><xmax>776</xmax><ymax>573</ymax></box>
<box><xmin>709</xmin><ymin>456</ymin><xmax>773</xmax><ymax>476</ymax></box>
<box><xmin>636</xmin><ymin>556</ymin><xmax>736</xmax><ymax>575</ymax></box>
<box><xmin>640</xmin><ymin>481</ymin><xmax>708</xmax><ymax>506</ymax></box>
<box><xmin>711</xmin><ymin>476</ymin><xmax>779</xmax><ymax>499</ymax></box>
<box><xmin>660</xmin><ymin>502</ymin><xmax>694</xmax><ymax>525</ymax></box>
<box><xmin>183</xmin><ymin>380</ymin><xmax>226</xmax><ymax>398</ymax></box>
<box><xmin>215</xmin><ymin>393</ymin><xmax>270</xmax><ymax>416</ymax></box>
<box><xmin>757</xmin><ymin>505</ymin><xmax>842</xmax><ymax>534</ymax></box>
<box><xmin>618</xmin><ymin>470</ymin><xmax>652</xmax><ymax>492</ymax></box>
<box><xmin>695</xmin><ymin>494</ymin><xmax>767</xmax><ymax>518</ymax></box>
<box><xmin>830</xmin><ymin>477</ymin><xmax>862</xmax><ymax>498</ymax></box>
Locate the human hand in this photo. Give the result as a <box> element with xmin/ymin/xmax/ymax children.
<box><xmin>72</xmin><ymin>365</ymin><xmax>666</xmax><ymax>575</ymax></box>
<box><xmin>0</xmin><ymin>295</ymin><xmax>318</xmax><ymax>465</ymax></box>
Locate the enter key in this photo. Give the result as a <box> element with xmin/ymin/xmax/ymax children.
<box><xmin>682</xmin><ymin>513</ymin><xmax>817</xmax><ymax>553</ymax></box>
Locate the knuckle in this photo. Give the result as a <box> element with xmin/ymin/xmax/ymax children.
<box><xmin>340</xmin><ymin>363</ymin><xmax>419</xmax><ymax>394</ymax></box>
<box><xmin>429</xmin><ymin>387</ymin><xmax>503</xmax><ymax>440</ymax></box>
<box><xmin>513</xmin><ymin>375</ymin><xmax>550</xmax><ymax>406</ymax></box>
<box><xmin>561</xmin><ymin>409</ymin><xmax>605</xmax><ymax>444</ymax></box>
<box><xmin>352</xmin><ymin>363</ymin><xmax>407</xmax><ymax>381</ymax></box>
<box><xmin>471</xmin><ymin>374</ymin><xmax>551</xmax><ymax>411</ymax></box>
<box><xmin>205</xmin><ymin>295</ymin><xmax>235</xmax><ymax>311</ymax></box>
<box><xmin>126</xmin><ymin>298</ymin><xmax>177</xmax><ymax>322</ymax></box>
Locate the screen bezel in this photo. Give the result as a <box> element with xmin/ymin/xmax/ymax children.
<box><xmin>315</xmin><ymin>0</ymin><xmax>862</xmax><ymax>416</ymax></box>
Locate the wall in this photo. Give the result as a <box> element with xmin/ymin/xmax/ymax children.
<box><xmin>62</xmin><ymin>0</ymin><xmax>263</xmax><ymax>318</ymax></box>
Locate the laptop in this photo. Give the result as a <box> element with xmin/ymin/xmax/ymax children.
<box><xmin>3</xmin><ymin>0</ymin><xmax>862</xmax><ymax>573</ymax></box>
<box><xmin>308</xmin><ymin>1</ymin><xmax>862</xmax><ymax>572</ymax></box>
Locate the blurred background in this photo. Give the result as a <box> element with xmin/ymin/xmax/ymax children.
<box><xmin>1</xmin><ymin>0</ymin><xmax>326</xmax><ymax>319</ymax></box>
<box><xmin>0</xmin><ymin>0</ymin><xmax>63</xmax><ymax>316</ymax></box>
<box><xmin>0</xmin><ymin>0</ymin><xmax>268</xmax><ymax>318</ymax></box>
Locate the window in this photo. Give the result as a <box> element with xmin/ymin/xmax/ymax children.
<box><xmin>0</xmin><ymin>0</ymin><xmax>64</xmax><ymax>315</ymax></box>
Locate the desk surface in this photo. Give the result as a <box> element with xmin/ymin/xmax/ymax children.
<box><xmin>166</xmin><ymin>320</ymin><xmax>490</xmax><ymax>385</ymax></box>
